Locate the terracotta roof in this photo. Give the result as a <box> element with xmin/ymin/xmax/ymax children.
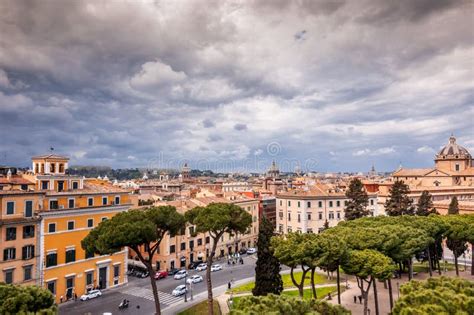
<box><xmin>0</xmin><ymin>176</ymin><xmax>34</xmax><ymax>185</ymax></box>
<box><xmin>392</xmin><ymin>168</ymin><xmax>434</xmax><ymax>176</ymax></box>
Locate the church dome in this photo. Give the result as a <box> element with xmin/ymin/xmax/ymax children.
<box><xmin>436</xmin><ymin>136</ymin><xmax>471</xmax><ymax>159</ymax></box>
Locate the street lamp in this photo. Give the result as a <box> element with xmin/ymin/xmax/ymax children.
<box><xmin>184</xmin><ymin>272</ymin><xmax>187</xmax><ymax>302</ymax></box>
<box><xmin>396</xmin><ymin>282</ymin><xmax>400</xmax><ymax>299</ymax></box>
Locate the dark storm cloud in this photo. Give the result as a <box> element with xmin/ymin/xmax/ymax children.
<box><xmin>0</xmin><ymin>0</ymin><xmax>472</xmax><ymax>171</ymax></box>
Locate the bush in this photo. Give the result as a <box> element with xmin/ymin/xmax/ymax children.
<box><xmin>0</xmin><ymin>283</ymin><xmax>57</xmax><ymax>314</ymax></box>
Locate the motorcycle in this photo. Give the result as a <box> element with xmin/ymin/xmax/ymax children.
<box><xmin>118</xmin><ymin>299</ymin><xmax>129</xmax><ymax>310</ymax></box>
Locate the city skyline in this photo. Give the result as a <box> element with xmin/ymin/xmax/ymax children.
<box><xmin>0</xmin><ymin>0</ymin><xmax>473</xmax><ymax>172</ymax></box>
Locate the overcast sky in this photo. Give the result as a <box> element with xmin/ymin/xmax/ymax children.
<box><xmin>0</xmin><ymin>0</ymin><xmax>473</xmax><ymax>172</ymax></box>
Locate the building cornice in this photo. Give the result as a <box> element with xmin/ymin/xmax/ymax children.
<box><xmin>38</xmin><ymin>204</ymin><xmax>131</xmax><ymax>218</ymax></box>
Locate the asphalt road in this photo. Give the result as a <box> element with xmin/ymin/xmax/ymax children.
<box><xmin>59</xmin><ymin>255</ymin><xmax>257</xmax><ymax>315</ymax></box>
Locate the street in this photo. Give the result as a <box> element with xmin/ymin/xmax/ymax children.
<box><xmin>59</xmin><ymin>255</ymin><xmax>257</xmax><ymax>315</ymax></box>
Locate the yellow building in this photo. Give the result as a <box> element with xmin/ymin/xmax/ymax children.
<box><xmin>24</xmin><ymin>153</ymin><xmax>136</xmax><ymax>303</ymax></box>
<box><xmin>0</xmin><ymin>168</ymin><xmax>42</xmax><ymax>286</ymax></box>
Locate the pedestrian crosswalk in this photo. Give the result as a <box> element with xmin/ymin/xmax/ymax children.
<box><xmin>121</xmin><ymin>286</ymin><xmax>182</xmax><ymax>306</ymax></box>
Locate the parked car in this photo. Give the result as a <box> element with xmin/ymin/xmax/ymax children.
<box><xmin>188</xmin><ymin>261</ymin><xmax>201</xmax><ymax>270</ymax></box>
<box><xmin>154</xmin><ymin>270</ymin><xmax>168</xmax><ymax>280</ymax></box>
<box><xmin>173</xmin><ymin>269</ymin><xmax>188</xmax><ymax>280</ymax></box>
<box><xmin>80</xmin><ymin>289</ymin><xmax>102</xmax><ymax>301</ymax></box>
<box><xmin>168</xmin><ymin>268</ymin><xmax>180</xmax><ymax>275</ymax></box>
<box><xmin>211</xmin><ymin>264</ymin><xmax>222</xmax><ymax>272</ymax></box>
<box><xmin>238</xmin><ymin>248</ymin><xmax>247</xmax><ymax>255</ymax></box>
<box><xmin>186</xmin><ymin>275</ymin><xmax>203</xmax><ymax>284</ymax></box>
<box><xmin>195</xmin><ymin>263</ymin><xmax>207</xmax><ymax>271</ymax></box>
<box><xmin>172</xmin><ymin>285</ymin><xmax>187</xmax><ymax>296</ymax></box>
<box><xmin>247</xmin><ymin>248</ymin><xmax>257</xmax><ymax>254</ymax></box>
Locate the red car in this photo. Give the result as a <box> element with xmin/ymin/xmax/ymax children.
<box><xmin>154</xmin><ymin>271</ymin><xmax>168</xmax><ymax>280</ymax></box>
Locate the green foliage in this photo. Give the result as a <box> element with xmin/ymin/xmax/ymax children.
<box><xmin>384</xmin><ymin>180</ymin><xmax>414</xmax><ymax>216</ymax></box>
<box><xmin>230</xmin><ymin>294</ymin><xmax>350</xmax><ymax>315</ymax></box>
<box><xmin>0</xmin><ymin>283</ymin><xmax>56</xmax><ymax>314</ymax></box>
<box><xmin>393</xmin><ymin>276</ymin><xmax>474</xmax><ymax>315</ymax></box>
<box><xmin>344</xmin><ymin>178</ymin><xmax>370</xmax><ymax>220</ymax></box>
<box><xmin>253</xmin><ymin>215</ymin><xmax>283</xmax><ymax>296</ymax></box>
<box><xmin>316</xmin><ymin>232</ymin><xmax>348</xmax><ymax>272</ymax></box>
<box><xmin>416</xmin><ymin>191</ymin><xmax>436</xmax><ymax>216</ymax></box>
<box><xmin>342</xmin><ymin>249</ymin><xmax>394</xmax><ymax>281</ymax></box>
<box><xmin>448</xmin><ymin>197</ymin><xmax>459</xmax><ymax>215</ymax></box>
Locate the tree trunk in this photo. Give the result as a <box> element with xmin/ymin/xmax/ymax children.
<box><xmin>336</xmin><ymin>266</ymin><xmax>341</xmax><ymax>305</ymax></box>
<box><xmin>146</xmin><ymin>262</ymin><xmax>161</xmax><ymax>315</ymax></box>
<box><xmin>373</xmin><ymin>277</ymin><xmax>379</xmax><ymax>315</ymax></box>
<box><xmin>398</xmin><ymin>262</ymin><xmax>402</xmax><ymax>278</ymax></box>
<box><xmin>387</xmin><ymin>278</ymin><xmax>393</xmax><ymax>311</ymax></box>
<box><xmin>427</xmin><ymin>248</ymin><xmax>433</xmax><ymax>277</ymax></box>
<box><xmin>454</xmin><ymin>254</ymin><xmax>459</xmax><ymax>277</ymax></box>
<box><xmin>206</xmin><ymin>237</ymin><xmax>219</xmax><ymax>315</ymax></box>
<box><xmin>435</xmin><ymin>241</ymin><xmax>442</xmax><ymax>275</ymax></box>
<box><xmin>408</xmin><ymin>259</ymin><xmax>413</xmax><ymax>281</ymax></box>
<box><xmin>297</xmin><ymin>267</ymin><xmax>309</xmax><ymax>298</ymax></box>
<box><xmin>471</xmin><ymin>242</ymin><xmax>474</xmax><ymax>276</ymax></box>
<box><xmin>310</xmin><ymin>267</ymin><xmax>317</xmax><ymax>300</ymax></box>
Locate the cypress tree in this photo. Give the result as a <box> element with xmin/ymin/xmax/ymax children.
<box><xmin>252</xmin><ymin>215</ymin><xmax>283</xmax><ymax>296</ymax></box>
<box><xmin>384</xmin><ymin>180</ymin><xmax>414</xmax><ymax>216</ymax></box>
<box><xmin>448</xmin><ymin>196</ymin><xmax>459</xmax><ymax>214</ymax></box>
<box><xmin>344</xmin><ymin>178</ymin><xmax>369</xmax><ymax>220</ymax></box>
<box><xmin>416</xmin><ymin>190</ymin><xmax>435</xmax><ymax>216</ymax></box>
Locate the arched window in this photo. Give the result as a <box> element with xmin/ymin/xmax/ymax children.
<box><xmin>59</xmin><ymin>164</ymin><xmax>64</xmax><ymax>173</ymax></box>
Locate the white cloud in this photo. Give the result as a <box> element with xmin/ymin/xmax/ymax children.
<box><xmin>130</xmin><ymin>60</ymin><xmax>186</xmax><ymax>91</ymax></box>
<box><xmin>353</xmin><ymin>147</ymin><xmax>396</xmax><ymax>156</ymax></box>
<box><xmin>417</xmin><ymin>146</ymin><xmax>435</xmax><ymax>154</ymax></box>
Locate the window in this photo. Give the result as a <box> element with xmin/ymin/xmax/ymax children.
<box><xmin>180</xmin><ymin>242</ymin><xmax>186</xmax><ymax>250</ymax></box>
<box><xmin>297</xmin><ymin>201</ymin><xmax>301</xmax><ymax>208</ymax></box>
<box><xmin>288</xmin><ymin>213</ymin><xmax>291</xmax><ymax>221</ymax></box>
<box><xmin>65</xmin><ymin>249</ymin><xmax>76</xmax><ymax>263</ymax></box>
<box><xmin>21</xmin><ymin>184</ymin><xmax>28</xmax><ymax>191</ymax></box>
<box><xmin>297</xmin><ymin>213</ymin><xmax>301</xmax><ymax>223</ymax></box>
<box><xmin>170</xmin><ymin>245</ymin><xmax>176</xmax><ymax>253</ymax></box>
<box><xmin>114</xmin><ymin>265</ymin><xmax>120</xmax><ymax>285</ymax></box>
<box><xmin>23</xmin><ymin>225</ymin><xmax>35</xmax><ymax>238</ymax></box>
<box><xmin>72</xmin><ymin>181</ymin><xmax>79</xmax><ymax>189</ymax></box>
<box><xmin>23</xmin><ymin>265</ymin><xmax>32</xmax><ymax>281</ymax></box>
<box><xmin>370</xmin><ymin>199</ymin><xmax>374</xmax><ymax>206</ymax></box>
<box><xmin>279</xmin><ymin>212</ymin><xmax>283</xmax><ymax>218</ymax></box>
<box><xmin>6</xmin><ymin>201</ymin><xmax>14</xmax><ymax>215</ymax></box>
<box><xmin>49</xmin><ymin>200</ymin><xmax>58</xmax><ymax>210</ymax></box>
<box><xmin>101</xmin><ymin>217</ymin><xmax>107</xmax><ymax>222</ymax></box>
<box><xmin>25</xmin><ymin>200</ymin><xmax>33</xmax><ymax>217</ymax></box>
<box><xmin>41</xmin><ymin>181</ymin><xmax>49</xmax><ymax>190</ymax></box>
<box><xmin>48</xmin><ymin>223</ymin><xmax>56</xmax><ymax>233</ymax></box>
<box><xmin>22</xmin><ymin>245</ymin><xmax>34</xmax><ymax>260</ymax></box>
<box><xmin>307</xmin><ymin>228</ymin><xmax>313</xmax><ymax>233</ymax></box>
<box><xmin>47</xmin><ymin>280</ymin><xmax>56</xmax><ymax>295</ymax></box>
<box><xmin>455</xmin><ymin>164</ymin><xmax>460</xmax><ymax>171</ymax></box>
<box><xmin>67</xmin><ymin>221</ymin><xmax>75</xmax><ymax>231</ymax></box>
<box><xmin>336</xmin><ymin>201</ymin><xmax>340</xmax><ymax>207</ymax></box>
<box><xmin>3</xmin><ymin>248</ymin><xmax>16</xmax><ymax>261</ymax></box>
<box><xmin>59</xmin><ymin>164</ymin><xmax>64</xmax><ymax>173</ymax></box>
<box><xmin>46</xmin><ymin>252</ymin><xmax>57</xmax><ymax>267</ymax></box>
<box><xmin>307</xmin><ymin>213</ymin><xmax>312</xmax><ymax>220</ymax></box>
<box><xmin>102</xmin><ymin>197</ymin><xmax>108</xmax><ymax>205</ymax></box>
<box><xmin>197</xmin><ymin>238</ymin><xmax>203</xmax><ymax>246</ymax></box>
<box><xmin>205</xmin><ymin>236</ymin><xmax>210</xmax><ymax>244</ymax></box>
<box><xmin>85</xmin><ymin>249</ymin><xmax>94</xmax><ymax>259</ymax></box>
<box><xmin>307</xmin><ymin>201</ymin><xmax>311</xmax><ymax>208</ymax></box>
<box><xmin>189</xmin><ymin>240</ymin><xmax>194</xmax><ymax>249</ymax></box>
<box><xmin>318</xmin><ymin>212</ymin><xmax>323</xmax><ymax>220</ymax></box>
<box><xmin>68</xmin><ymin>199</ymin><xmax>75</xmax><ymax>208</ymax></box>
<box><xmin>329</xmin><ymin>201</ymin><xmax>333</xmax><ymax>207</ymax></box>
<box><xmin>4</xmin><ymin>269</ymin><xmax>13</xmax><ymax>284</ymax></box>
<box><xmin>115</xmin><ymin>196</ymin><xmax>120</xmax><ymax>205</ymax></box>
<box><xmin>86</xmin><ymin>272</ymin><xmax>93</xmax><ymax>286</ymax></box>
<box><xmin>287</xmin><ymin>226</ymin><xmax>292</xmax><ymax>233</ymax></box>
<box><xmin>344</xmin><ymin>200</ymin><xmax>349</xmax><ymax>206</ymax></box>
<box><xmin>88</xmin><ymin>198</ymin><xmax>93</xmax><ymax>207</ymax></box>
<box><xmin>189</xmin><ymin>226</ymin><xmax>195</xmax><ymax>236</ymax></box>
<box><xmin>6</xmin><ymin>227</ymin><xmax>16</xmax><ymax>241</ymax></box>
<box><xmin>57</xmin><ymin>181</ymin><xmax>64</xmax><ymax>192</ymax></box>
<box><xmin>87</xmin><ymin>218</ymin><xmax>94</xmax><ymax>228</ymax></box>
<box><xmin>279</xmin><ymin>224</ymin><xmax>283</xmax><ymax>232</ymax></box>
<box><xmin>279</xmin><ymin>200</ymin><xmax>282</xmax><ymax>206</ymax></box>
<box><xmin>329</xmin><ymin>212</ymin><xmax>334</xmax><ymax>220</ymax></box>
<box><xmin>337</xmin><ymin>212</ymin><xmax>341</xmax><ymax>220</ymax></box>
<box><xmin>288</xmin><ymin>201</ymin><xmax>291</xmax><ymax>207</ymax></box>
<box><xmin>318</xmin><ymin>201</ymin><xmax>323</xmax><ymax>208</ymax></box>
